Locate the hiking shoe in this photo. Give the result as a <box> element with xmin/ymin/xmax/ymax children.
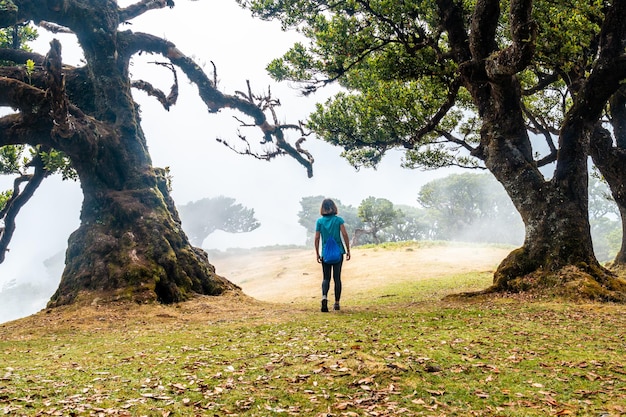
<box><xmin>333</xmin><ymin>303</ymin><xmax>340</xmax><ymax>311</ymax></box>
<box><xmin>321</xmin><ymin>299</ymin><xmax>329</xmax><ymax>312</ymax></box>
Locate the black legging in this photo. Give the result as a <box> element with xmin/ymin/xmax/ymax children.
<box><xmin>322</xmin><ymin>256</ymin><xmax>343</xmax><ymax>302</ymax></box>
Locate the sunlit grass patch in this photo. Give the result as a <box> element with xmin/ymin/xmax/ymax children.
<box><xmin>358</xmin><ymin>240</ymin><xmax>515</xmax><ymax>251</ymax></box>
<box><xmin>348</xmin><ymin>271</ymin><xmax>494</xmax><ymax>306</ymax></box>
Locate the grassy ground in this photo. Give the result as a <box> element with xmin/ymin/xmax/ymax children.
<box><xmin>1</xmin><ymin>244</ymin><xmax>625</xmax><ymax>416</ymax></box>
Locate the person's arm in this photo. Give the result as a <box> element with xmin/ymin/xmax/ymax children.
<box><xmin>340</xmin><ymin>224</ymin><xmax>351</xmax><ymax>261</ymax></box>
<box><xmin>314</xmin><ymin>231</ymin><xmax>321</xmax><ymax>263</ymax></box>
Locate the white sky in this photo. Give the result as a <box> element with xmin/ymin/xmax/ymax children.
<box><xmin>0</xmin><ymin>0</ymin><xmax>454</xmax><ymax>289</ymax></box>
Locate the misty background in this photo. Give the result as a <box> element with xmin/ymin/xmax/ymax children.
<box><xmin>2</xmin><ymin>1</ymin><xmax>618</xmax><ymax>323</ymax></box>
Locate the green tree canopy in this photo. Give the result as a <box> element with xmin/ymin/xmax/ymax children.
<box><xmin>356</xmin><ymin>196</ymin><xmax>401</xmax><ymax>244</ymax></box>
<box><xmin>377</xmin><ymin>204</ymin><xmax>430</xmax><ymax>243</ymax></box>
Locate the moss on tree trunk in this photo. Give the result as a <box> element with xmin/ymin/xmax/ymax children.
<box><xmin>486</xmin><ymin>185</ymin><xmax>626</xmax><ymax>301</ymax></box>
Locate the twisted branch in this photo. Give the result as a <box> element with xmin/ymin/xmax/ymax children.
<box><xmin>120</xmin><ymin>31</ymin><xmax>314</xmax><ymax>176</ymax></box>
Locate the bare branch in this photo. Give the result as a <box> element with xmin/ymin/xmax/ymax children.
<box><xmin>37</xmin><ymin>20</ymin><xmax>73</xmax><ymax>34</ymax></box>
<box><xmin>522</xmin><ymin>105</ymin><xmax>558</xmax><ymax>167</ymax></box>
<box><xmin>132</xmin><ymin>79</ymin><xmax>170</xmax><ymax>109</ymax></box>
<box><xmin>119</xmin><ymin>0</ymin><xmax>175</xmax><ymax>23</ymax></box>
<box><xmin>468</xmin><ymin>0</ymin><xmax>499</xmax><ymax>61</ymax></box>
<box><xmin>246</xmin><ymin>79</ymin><xmax>254</xmax><ymax>102</ymax></box>
<box><xmin>435</xmin><ymin>129</ymin><xmax>477</xmax><ymax>154</ymax></box>
<box><xmin>406</xmin><ymin>77</ymin><xmax>462</xmax><ymax>148</ymax></box>
<box><xmin>131</xmin><ymin>62</ymin><xmax>178</xmax><ymax>110</ymax></box>
<box><xmin>0</xmin><ymin>113</ymin><xmax>39</xmax><ymax>147</ymax></box>
<box><xmin>216</xmin><ymin>135</ymin><xmax>282</xmax><ymax>161</ymax></box>
<box><xmin>120</xmin><ymin>31</ymin><xmax>314</xmax><ymax>176</ymax></box>
<box><xmin>522</xmin><ymin>71</ymin><xmax>560</xmax><ymax>96</ymax></box>
<box><xmin>219</xmin><ymin>118</ymin><xmax>314</xmax><ymax>177</ymax></box>
<box><xmin>295</xmin><ymin>135</ymin><xmax>314</xmax><ymax>166</ymax></box>
<box><xmin>566</xmin><ymin>2</ymin><xmax>626</xmax><ymax>129</ymax></box>
<box><xmin>210</xmin><ymin>61</ymin><xmax>217</xmax><ymax>86</ymax></box>
<box><xmin>0</xmin><ymin>77</ymin><xmax>48</xmax><ymax>114</ymax></box>
<box><xmin>0</xmin><ymin>48</ymin><xmax>45</xmax><ymax>65</ymax></box>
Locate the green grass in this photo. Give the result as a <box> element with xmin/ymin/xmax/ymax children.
<box><xmin>1</xmin><ymin>272</ymin><xmax>625</xmax><ymax>416</ymax></box>
<box><xmin>349</xmin><ymin>271</ymin><xmax>496</xmax><ymax>307</ymax></box>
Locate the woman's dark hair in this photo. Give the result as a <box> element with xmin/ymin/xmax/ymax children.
<box><xmin>320</xmin><ymin>198</ymin><xmax>338</xmax><ymax>216</ymax></box>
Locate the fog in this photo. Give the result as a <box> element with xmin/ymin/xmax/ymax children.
<box><xmin>0</xmin><ymin>1</ymin><xmax>455</xmax><ymax>322</ymax></box>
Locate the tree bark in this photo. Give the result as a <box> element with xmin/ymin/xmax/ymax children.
<box><xmin>44</xmin><ymin>41</ymin><xmax>237</xmax><ymax>306</ymax></box>
<box><xmin>479</xmin><ymin>107</ymin><xmax>625</xmax><ymax>300</ymax></box>
<box><xmin>477</xmin><ymin>86</ymin><xmax>602</xmax><ymax>292</ymax></box>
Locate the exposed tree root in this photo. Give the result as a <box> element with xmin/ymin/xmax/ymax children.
<box><xmin>450</xmin><ymin>264</ymin><xmax>626</xmax><ymax>303</ymax></box>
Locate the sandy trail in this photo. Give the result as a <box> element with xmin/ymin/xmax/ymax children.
<box><xmin>210</xmin><ymin>244</ymin><xmax>511</xmax><ymax>303</ymax></box>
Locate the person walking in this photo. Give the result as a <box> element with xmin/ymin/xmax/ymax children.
<box><xmin>314</xmin><ymin>198</ymin><xmax>351</xmax><ymax>312</ymax></box>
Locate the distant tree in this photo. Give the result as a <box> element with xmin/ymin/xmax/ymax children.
<box><xmin>298</xmin><ymin>196</ymin><xmax>360</xmax><ymax>245</ymax></box>
<box><xmin>417</xmin><ymin>173</ymin><xmax>523</xmax><ymax>244</ymax></box>
<box><xmin>415</xmin><ymin>173</ymin><xmax>619</xmax><ymax>251</ymax></box>
<box><xmin>591</xmin><ymin>91</ymin><xmax>626</xmax><ymax>266</ymax></box>
<box><xmin>297</xmin><ymin>195</ymin><xmax>326</xmax><ymax>237</ymax></box>
<box><xmin>378</xmin><ymin>204</ymin><xmax>430</xmax><ymax>243</ymax></box>
<box><xmin>356</xmin><ymin>197</ymin><xmax>401</xmax><ymax>244</ymax></box>
<box><xmin>178</xmin><ymin>197</ymin><xmax>260</xmax><ymax>246</ymax></box>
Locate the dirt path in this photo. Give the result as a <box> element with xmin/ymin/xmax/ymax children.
<box><xmin>210</xmin><ymin>243</ymin><xmax>511</xmax><ymax>303</ymax></box>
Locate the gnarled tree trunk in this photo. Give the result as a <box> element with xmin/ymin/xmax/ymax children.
<box><xmin>49</xmin><ymin>167</ymin><xmax>235</xmax><ymax>307</ymax></box>
<box><xmin>439</xmin><ymin>0</ymin><xmax>626</xmax><ymax>301</ymax></box>
<box><xmin>482</xmin><ymin>123</ymin><xmax>624</xmax><ymax>300</ymax></box>
<box><xmin>39</xmin><ymin>2</ymin><xmax>239</xmax><ymax>306</ymax></box>
<box><xmin>477</xmin><ymin>85</ymin><xmax>612</xmax><ymax>297</ymax></box>
<box><xmin>46</xmin><ymin>61</ymin><xmax>237</xmax><ymax>306</ymax></box>
<box><xmin>49</xmin><ymin>14</ymin><xmax>236</xmax><ymax>306</ymax></box>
